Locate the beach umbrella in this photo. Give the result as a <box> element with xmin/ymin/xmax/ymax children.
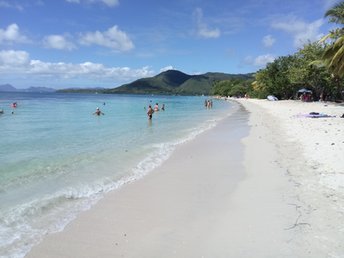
<box><xmin>298</xmin><ymin>88</ymin><xmax>312</xmax><ymax>93</ymax></box>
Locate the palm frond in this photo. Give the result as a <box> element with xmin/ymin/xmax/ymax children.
<box><xmin>325</xmin><ymin>2</ymin><xmax>344</xmax><ymax>24</ymax></box>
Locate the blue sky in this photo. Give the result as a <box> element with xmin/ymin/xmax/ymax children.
<box><xmin>0</xmin><ymin>0</ymin><xmax>341</xmax><ymax>89</ymax></box>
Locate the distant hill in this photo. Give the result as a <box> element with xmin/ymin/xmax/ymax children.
<box><xmin>0</xmin><ymin>84</ymin><xmax>17</xmax><ymax>92</ymax></box>
<box><xmin>57</xmin><ymin>87</ymin><xmax>105</xmax><ymax>93</ymax></box>
<box><xmin>105</xmin><ymin>70</ymin><xmax>254</xmax><ymax>95</ymax></box>
<box><xmin>0</xmin><ymin>84</ymin><xmax>56</xmax><ymax>92</ymax></box>
<box><xmin>23</xmin><ymin>87</ymin><xmax>56</xmax><ymax>93</ymax></box>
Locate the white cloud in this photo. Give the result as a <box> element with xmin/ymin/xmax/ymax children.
<box><xmin>0</xmin><ymin>50</ymin><xmax>30</xmax><ymax>66</ymax></box>
<box><xmin>43</xmin><ymin>35</ymin><xmax>76</xmax><ymax>50</ymax></box>
<box><xmin>0</xmin><ymin>1</ymin><xmax>24</xmax><ymax>11</ymax></box>
<box><xmin>254</xmin><ymin>54</ymin><xmax>275</xmax><ymax>66</ymax></box>
<box><xmin>66</xmin><ymin>0</ymin><xmax>119</xmax><ymax>7</ymax></box>
<box><xmin>262</xmin><ymin>35</ymin><xmax>275</xmax><ymax>47</ymax></box>
<box><xmin>271</xmin><ymin>16</ymin><xmax>324</xmax><ymax>47</ymax></box>
<box><xmin>245</xmin><ymin>54</ymin><xmax>275</xmax><ymax>67</ymax></box>
<box><xmin>0</xmin><ymin>23</ymin><xmax>28</xmax><ymax>44</ymax></box>
<box><xmin>160</xmin><ymin>66</ymin><xmax>175</xmax><ymax>72</ymax></box>
<box><xmin>100</xmin><ymin>0</ymin><xmax>119</xmax><ymax>7</ymax></box>
<box><xmin>193</xmin><ymin>8</ymin><xmax>220</xmax><ymax>39</ymax></box>
<box><xmin>0</xmin><ymin>50</ymin><xmax>153</xmax><ymax>84</ymax></box>
<box><xmin>79</xmin><ymin>25</ymin><xmax>134</xmax><ymax>52</ymax></box>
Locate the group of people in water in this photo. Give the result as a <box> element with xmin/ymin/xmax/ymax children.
<box><xmin>94</xmin><ymin>99</ymin><xmax>213</xmax><ymax>120</ymax></box>
<box><xmin>92</xmin><ymin>101</ymin><xmax>166</xmax><ymax>120</ymax></box>
<box><xmin>204</xmin><ymin>99</ymin><xmax>213</xmax><ymax>109</ymax></box>
<box><xmin>0</xmin><ymin>102</ymin><xmax>18</xmax><ymax>115</ymax></box>
<box><xmin>146</xmin><ymin>102</ymin><xmax>165</xmax><ymax>120</ymax></box>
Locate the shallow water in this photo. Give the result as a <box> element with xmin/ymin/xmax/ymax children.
<box><xmin>0</xmin><ymin>92</ymin><xmax>233</xmax><ymax>258</ymax></box>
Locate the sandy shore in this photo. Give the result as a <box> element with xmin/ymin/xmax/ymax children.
<box><xmin>26</xmin><ymin>99</ymin><xmax>344</xmax><ymax>258</ymax></box>
<box><xmin>236</xmin><ymin>98</ymin><xmax>344</xmax><ymax>257</ymax></box>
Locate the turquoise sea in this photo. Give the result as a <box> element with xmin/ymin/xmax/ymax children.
<box><xmin>0</xmin><ymin>92</ymin><xmax>233</xmax><ymax>258</ymax></box>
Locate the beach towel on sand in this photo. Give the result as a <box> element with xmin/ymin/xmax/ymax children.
<box><xmin>296</xmin><ymin>112</ymin><xmax>335</xmax><ymax>118</ymax></box>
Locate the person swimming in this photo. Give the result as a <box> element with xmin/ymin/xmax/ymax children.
<box><xmin>154</xmin><ymin>103</ymin><xmax>159</xmax><ymax>111</ymax></box>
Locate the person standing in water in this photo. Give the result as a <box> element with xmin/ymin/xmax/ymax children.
<box><xmin>147</xmin><ymin>105</ymin><xmax>154</xmax><ymax>120</ymax></box>
<box><xmin>154</xmin><ymin>103</ymin><xmax>159</xmax><ymax>111</ymax></box>
<box><xmin>93</xmin><ymin>107</ymin><xmax>104</xmax><ymax>116</ymax></box>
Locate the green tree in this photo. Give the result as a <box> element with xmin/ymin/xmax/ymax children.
<box><xmin>321</xmin><ymin>2</ymin><xmax>344</xmax><ymax>78</ymax></box>
<box><xmin>325</xmin><ymin>1</ymin><xmax>344</xmax><ymax>24</ymax></box>
<box><xmin>291</xmin><ymin>42</ymin><xmax>332</xmax><ymax>99</ymax></box>
<box><xmin>254</xmin><ymin>55</ymin><xmax>298</xmax><ymax>99</ymax></box>
<box><xmin>211</xmin><ymin>78</ymin><xmax>252</xmax><ymax>97</ymax></box>
<box><xmin>251</xmin><ymin>3</ymin><xmax>344</xmax><ymax>101</ymax></box>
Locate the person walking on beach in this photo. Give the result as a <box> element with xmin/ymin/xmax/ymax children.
<box><xmin>93</xmin><ymin>107</ymin><xmax>104</xmax><ymax>116</ymax></box>
<box><xmin>147</xmin><ymin>105</ymin><xmax>154</xmax><ymax>120</ymax></box>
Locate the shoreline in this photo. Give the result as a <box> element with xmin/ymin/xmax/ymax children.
<box><xmin>26</xmin><ymin>101</ymin><xmax>255</xmax><ymax>257</ymax></box>
<box><xmin>0</xmin><ymin>95</ymin><xmax>233</xmax><ymax>258</ymax></box>
<box><xmin>26</xmin><ymin>99</ymin><xmax>344</xmax><ymax>257</ymax></box>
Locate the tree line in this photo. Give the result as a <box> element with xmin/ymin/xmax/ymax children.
<box><xmin>212</xmin><ymin>2</ymin><xmax>344</xmax><ymax>101</ymax></box>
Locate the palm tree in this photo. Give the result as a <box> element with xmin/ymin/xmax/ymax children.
<box><xmin>325</xmin><ymin>2</ymin><xmax>344</xmax><ymax>24</ymax></box>
<box><xmin>321</xmin><ymin>2</ymin><xmax>344</xmax><ymax>78</ymax></box>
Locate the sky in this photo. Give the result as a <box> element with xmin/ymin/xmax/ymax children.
<box><xmin>0</xmin><ymin>0</ymin><xmax>342</xmax><ymax>89</ymax></box>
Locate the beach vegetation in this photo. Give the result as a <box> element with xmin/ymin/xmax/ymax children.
<box><xmin>253</xmin><ymin>55</ymin><xmax>298</xmax><ymax>99</ymax></box>
<box><xmin>246</xmin><ymin>3</ymin><xmax>344</xmax><ymax>101</ymax></box>
<box><xmin>252</xmin><ymin>42</ymin><xmax>343</xmax><ymax>101</ymax></box>
<box><xmin>290</xmin><ymin>42</ymin><xmax>333</xmax><ymax>99</ymax></box>
<box><xmin>211</xmin><ymin>78</ymin><xmax>253</xmax><ymax>97</ymax></box>
<box><xmin>319</xmin><ymin>2</ymin><xmax>344</xmax><ymax>100</ymax></box>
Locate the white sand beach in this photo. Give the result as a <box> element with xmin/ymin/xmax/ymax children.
<box><xmin>236</xmin><ymin>99</ymin><xmax>344</xmax><ymax>257</ymax></box>
<box><xmin>26</xmin><ymin>99</ymin><xmax>344</xmax><ymax>258</ymax></box>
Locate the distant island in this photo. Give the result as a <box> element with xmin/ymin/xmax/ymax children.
<box><xmin>1</xmin><ymin>70</ymin><xmax>254</xmax><ymax>96</ymax></box>
<box><xmin>0</xmin><ymin>84</ymin><xmax>56</xmax><ymax>93</ymax></box>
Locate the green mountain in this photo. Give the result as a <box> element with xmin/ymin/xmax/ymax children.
<box><xmin>105</xmin><ymin>70</ymin><xmax>254</xmax><ymax>95</ymax></box>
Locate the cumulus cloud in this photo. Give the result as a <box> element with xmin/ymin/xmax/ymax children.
<box><xmin>245</xmin><ymin>54</ymin><xmax>275</xmax><ymax>67</ymax></box>
<box><xmin>0</xmin><ymin>50</ymin><xmax>153</xmax><ymax>84</ymax></box>
<box><xmin>193</xmin><ymin>8</ymin><xmax>220</xmax><ymax>39</ymax></box>
<box><xmin>66</xmin><ymin>0</ymin><xmax>119</xmax><ymax>7</ymax></box>
<box><xmin>271</xmin><ymin>16</ymin><xmax>324</xmax><ymax>48</ymax></box>
<box><xmin>79</xmin><ymin>25</ymin><xmax>134</xmax><ymax>52</ymax></box>
<box><xmin>0</xmin><ymin>50</ymin><xmax>30</xmax><ymax>66</ymax></box>
<box><xmin>262</xmin><ymin>35</ymin><xmax>275</xmax><ymax>47</ymax></box>
<box><xmin>43</xmin><ymin>35</ymin><xmax>76</xmax><ymax>50</ymax></box>
<box><xmin>0</xmin><ymin>23</ymin><xmax>28</xmax><ymax>44</ymax></box>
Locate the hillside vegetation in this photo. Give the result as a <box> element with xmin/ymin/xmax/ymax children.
<box><xmin>104</xmin><ymin>70</ymin><xmax>254</xmax><ymax>95</ymax></box>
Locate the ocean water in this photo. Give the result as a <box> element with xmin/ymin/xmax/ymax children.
<box><xmin>0</xmin><ymin>92</ymin><xmax>234</xmax><ymax>258</ymax></box>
